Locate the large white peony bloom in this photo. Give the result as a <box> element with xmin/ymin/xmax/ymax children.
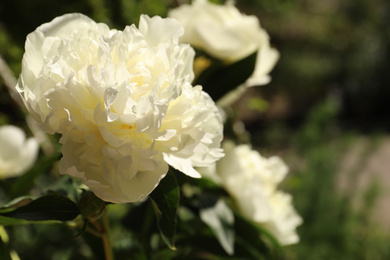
<box><xmin>201</xmin><ymin>141</ymin><xmax>302</xmax><ymax>246</ymax></box>
<box><xmin>16</xmin><ymin>13</ymin><xmax>224</xmax><ymax>203</ymax></box>
<box><xmin>169</xmin><ymin>0</ymin><xmax>279</xmax><ymax>87</ymax></box>
<box><xmin>0</xmin><ymin>125</ymin><xmax>39</xmax><ymax>178</ymax></box>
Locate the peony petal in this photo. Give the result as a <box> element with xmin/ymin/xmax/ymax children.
<box><xmin>246</xmin><ymin>45</ymin><xmax>280</xmax><ymax>87</ymax></box>
<box><xmin>0</xmin><ymin>125</ymin><xmax>39</xmax><ymax>178</ymax></box>
<box><xmin>37</xmin><ymin>13</ymin><xmax>95</xmax><ymax>37</ymax></box>
<box><xmin>139</xmin><ymin>15</ymin><xmax>184</xmax><ymax>47</ymax></box>
<box><xmin>12</xmin><ymin>137</ymin><xmax>39</xmax><ymax>176</ymax></box>
<box><xmin>163</xmin><ymin>153</ymin><xmax>201</xmax><ymax>178</ymax></box>
<box><xmin>0</xmin><ymin>126</ymin><xmax>25</xmax><ymax>161</ymax></box>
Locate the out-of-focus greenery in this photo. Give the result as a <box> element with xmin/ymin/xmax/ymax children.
<box><xmin>1</xmin><ymin>0</ymin><xmax>390</xmax><ymax>259</ymax></box>
<box><xmin>260</xmin><ymin>99</ymin><xmax>390</xmax><ymax>259</ymax></box>
<box><xmin>236</xmin><ymin>0</ymin><xmax>390</xmax><ymax>128</ymax></box>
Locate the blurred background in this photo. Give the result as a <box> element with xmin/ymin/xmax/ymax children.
<box><xmin>1</xmin><ymin>0</ymin><xmax>390</xmax><ymax>259</ymax></box>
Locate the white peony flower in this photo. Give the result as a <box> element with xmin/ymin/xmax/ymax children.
<box><xmin>0</xmin><ymin>125</ymin><xmax>39</xmax><ymax>178</ymax></box>
<box><xmin>201</xmin><ymin>141</ymin><xmax>302</xmax><ymax>245</ymax></box>
<box><xmin>16</xmin><ymin>13</ymin><xmax>224</xmax><ymax>203</ymax></box>
<box><xmin>169</xmin><ymin>0</ymin><xmax>279</xmax><ymax>87</ymax></box>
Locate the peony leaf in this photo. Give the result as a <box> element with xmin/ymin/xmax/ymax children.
<box><xmin>0</xmin><ymin>194</ymin><xmax>80</xmax><ymax>221</ymax></box>
<box><xmin>149</xmin><ymin>170</ymin><xmax>179</xmax><ymax>250</ymax></box>
<box><xmin>199</xmin><ymin>197</ymin><xmax>235</xmax><ymax>255</ymax></box>
<box><xmin>234</xmin><ymin>212</ymin><xmax>281</xmax><ymax>259</ymax></box>
<box><xmin>195</xmin><ymin>51</ymin><xmax>257</xmax><ymax>101</ymax></box>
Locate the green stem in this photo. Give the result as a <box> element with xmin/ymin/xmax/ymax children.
<box><xmin>101</xmin><ymin>208</ymin><xmax>114</xmax><ymax>260</ymax></box>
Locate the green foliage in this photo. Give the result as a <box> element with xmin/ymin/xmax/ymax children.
<box><xmin>0</xmin><ymin>194</ymin><xmax>79</xmax><ymax>222</ymax></box>
<box><xmin>195</xmin><ymin>51</ymin><xmax>257</xmax><ymax>101</ymax></box>
<box><xmin>266</xmin><ymin>99</ymin><xmax>390</xmax><ymax>260</ymax></box>
<box><xmin>149</xmin><ymin>170</ymin><xmax>180</xmax><ymax>250</ymax></box>
<box><xmin>234</xmin><ymin>213</ymin><xmax>281</xmax><ymax>260</ymax></box>
<box><xmin>120</xmin><ymin>0</ymin><xmax>173</xmax><ymax>25</ymax></box>
<box><xmin>236</xmin><ymin>0</ymin><xmax>390</xmax><ymax>126</ymax></box>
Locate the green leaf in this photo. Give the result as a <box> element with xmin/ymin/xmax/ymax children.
<box><xmin>234</xmin><ymin>212</ymin><xmax>281</xmax><ymax>259</ymax></box>
<box><xmin>1</xmin><ymin>194</ymin><xmax>80</xmax><ymax>221</ymax></box>
<box><xmin>195</xmin><ymin>51</ymin><xmax>257</xmax><ymax>102</ymax></box>
<box><xmin>199</xmin><ymin>197</ymin><xmax>235</xmax><ymax>255</ymax></box>
<box><xmin>149</xmin><ymin>170</ymin><xmax>179</xmax><ymax>250</ymax></box>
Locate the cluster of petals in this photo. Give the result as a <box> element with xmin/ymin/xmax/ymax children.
<box><xmin>0</xmin><ymin>125</ymin><xmax>39</xmax><ymax>178</ymax></box>
<box><xmin>200</xmin><ymin>141</ymin><xmax>302</xmax><ymax>245</ymax></box>
<box><xmin>169</xmin><ymin>0</ymin><xmax>279</xmax><ymax>87</ymax></box>
<box><xmin>16</xmin><ymin>13</ymin><xmax>224</xmax><ymax>203</ymax></box>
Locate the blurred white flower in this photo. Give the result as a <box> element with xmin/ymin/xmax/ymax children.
<box><xmin>16</xmin><ymin>13</ymin><xmax>223</xmax><ymax>203</ymax></box>
<box><xmin>0</xmin><ymin>125</ymin><xmax>39</xmax><ymax>178</ymax></box>
<box><xmin>201</xmin><ymin>141</ymin><xmax>302</xmax><ymax>245</ymax></box>
<box><xmin>169</xmin><ymin>0</ymin><xmax>279</xmax><ymax>87</ymax></box>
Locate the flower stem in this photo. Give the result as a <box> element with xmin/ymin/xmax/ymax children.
<box><xmin>101</xmin><ymin>208</ymin><xmax>114</xmax><ymax>260</ymax></box>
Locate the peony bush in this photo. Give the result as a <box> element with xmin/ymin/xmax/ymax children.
<box><xmin>0</xmin><ymin>1</ymin><xmax>302</xmax><ymax>259</ymax></box>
